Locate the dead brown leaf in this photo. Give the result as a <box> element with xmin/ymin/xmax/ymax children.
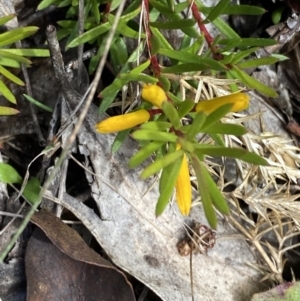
<box><xmin>26</xmin><ymin>210</ymin><xmax>135</xmax><ymax>301</ymax></box>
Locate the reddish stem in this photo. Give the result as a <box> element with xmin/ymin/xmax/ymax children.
<box><xmin>103</xmin><ymin>3</ymin><xmax>111</xmax><ymax>14</ymax></box>
<box><xmin>148</xmin><ymin>109</ymin><xmax>163</xmax><ymax>117</ymax></box>
<box><xmin>190</xmin><ymin>2</ymin><xmax>223</xmax><ymax>61</ymax></box>
<box><xmin>190</xmin><ymin>3</ymin><xmax>213</xmax><ymax>47</ymax></box>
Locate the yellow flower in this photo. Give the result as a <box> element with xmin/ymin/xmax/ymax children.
<box><xmin>195</xmin><ymin>92</ymin><xmax>249</xmax><ymax>114</ymax></box>
<box><xmin>95</xmin><ymin>109</ymin><xmax>150</xmax><ymax>133</ymax></box>
<box><xmin>176</xmin><ymin>153</ymin><xmax>192</xmax><ymax>216</ymax></box>
<box><xmin>141</xmin><ymin>84</ymin><xmax>167</xmax><ymax>108</ymax></box>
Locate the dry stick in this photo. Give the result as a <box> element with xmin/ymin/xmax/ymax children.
<box><xmin>190</xmin><ymin>251</ymin><xmax>195</xmax><ymax>301</ymax></box>
<box><xmin>56</xmin><ymin>158</ymin><xmax>69</xmax><ymax>217</ymax></box>
<box><xmin>0</xmin><ymin>211</ymin><xmax>23</xmax><ymax>219</ymax></box>
<box><xmin>0</xmin><ymin>3</ymin><xmax>126</xmax><ymax>262</ymax></box>
<box><xmin>46</xmin><ymin>25</ymin><xmax>82</xmax><ymax>109</ymax></box>
<box><xmin>41</xmin><ymin>1</ymin><xmax>127</xmax><ymax>202</ymax></box>
<box><xmin>19</xmin><ymin>5</ymin><xmax>57</xmax><ymax>27</ymax></box>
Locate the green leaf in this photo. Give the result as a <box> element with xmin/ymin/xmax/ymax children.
<box><xmin>150</xmin><ymin>34</ymin><xmax>160</xmax><ymax>56</ymax></box>
<box><xmin>177</xmin><ymin>138</ymin><xmax>195</xmax><ymax>153</ymax></box>
<box><xmin>91</xmin><ymin>0</ymin><xmax>100</xmax><ymax>23</ymax></box>
<box><xmin>174</xmin><ymin>1</ymin><xmax>189</xmax><ymax>13</ymax></box>
<box><xmin>37</xmin><ymin>0</ymin><xmax>58</xmax><ymax>10</ymax></box>
<box><xmin>23</xmin><ymin>94</ymin><xmax>53</xmax><ymax>112</ymax></box>
<box><xmin>68</xmin><ymin>7</ymin><xmax>141</xmax><ymax>48</ymax></box>
<box><xmin>237</xmin><ymin>57</ymin><xmax>279</xmax><ymax>69</ymax></box>
<box><xmin>68</xmin><ymin>21</ymin><xmax>110</xmax><ymax>48</ymax></box>
<box><xmin>231</xmin><ymin>67</ymin><xmax>278</xmax><ymax>97</ymax></box>
<box><xmin>57</xmin><ymin>20</ymin><xmax>76</xmax><ymax>28</ymax></box>
<box><xmin>130</xmin><ymin>59</ymin><xmax>151</xmax><ymax>74</ymax></box>
<box><xmin>202</xmin><ymin>123</ymin><xmax>247</xmax><ymax>135</ymax></box>
<box><xmin>149</xmin><ymin>0</ymin><xmax>172</xmax><ymax>14</ymax></box>
<box><xmin>198</xmin><ymin>161</ymin><xmax>229</xmax><ymax>215</ymax></box>
<box><xmin>156</xmin><ymin>155</ymin><xmax>183</xmax><ymax>216</ymax></box>
<box><xmin>111</xmin><ymin>0</ymin><xmax>125</xmax><ymax>10</ymax></box>
<box><xmin>212</xmin><ymin>16</ymin><xmax>240</xmax><ymax>40</ymax></box>
<box><xmin>204</xmin><ymin>0</ymin><xmax>231</xmax><ymax>23</ymax></box>
<box><xmin>186</xmin><ymin>111</ymin><xmax>206</xmax><ymax>139</ymax></box>
<box><xmin>142</xmin><ymin>149</ymin><xmax>184</xmax><ymax>179</ymax></box>
<box><xmin>0</xmin><ymin>65</ymin><xmax>24</xmax><ymax>86</ymax></box>
<box><xmin>166</xmin><ymin>0</ymin><xmax>175</xmax><ymax>11</ymax></box>
<box><xmin>161</xmin><ymin>101</ymin><xmax>181</xmax><ymax>129</ymax></box>
<box><xmin>109</xmin><ymin>37</ymin><xmax>128</xmax><ymax>72</ymax></box>
<box><xmin>0</xmin><ymin>163</ymin><xmax>22</xmax><ymax>184</ymax></box>
<box><xmin>129</xmin><ymin>141</ymin><xmax>165</xmax><ymax>168</ymax></box>
<box><xmin>192</xmin><ymin>156</ymin><xmax>217</xmax><ymax>229</ymax></box>
<box><xmin>0</xmin><ymin>50</ymin><xmax>32</xmax><ymax>65</ymax></box>
<box><xmin>0</xmin><ymin>56</ymin><xmax>20</xmax><ymax>68</ymax></box>
<box><xmin>99</xmin><ymin>90</ymin><xmax>119</xmax><ymax>114</ymax></box>
<box><xmin>112</xmin><ymin>129</ymin><xmax>131</xmax><ymax>153</ymax></box>
<box><xmin>57</xmin><ymin>28</ymin><xmax>73</xmax><ymax>41</ymax></box>
<box><xmin>230</xmin><ymin>47</ymin><xmax>259</xmax><ymax>64</ymax></box>
<box><xmin>158</xmin><ymin>48</ymin><xmax>227</xmax><ymax>71</ymax></box>
<box><xmin>150</xmin><ymin>0</ymin><xmax>199</xmax><ymax>38</ymax></box>
<box><xmin>272</xmin><ymin>6</ymin><xmax>284</xmax><ymax>24</ymax></box>
<box><xmin>222</xmin><ymin>5</ymin><xmax>266</xmax><ymax>15</ymax></box>
<box><xmin>101</xmin><ymin>78</ymin><xmax>127</xmax><ymax>98</ymax></box>
<box><xmin>98</xmin><ymin>45</ymin><xmax>148</xmax><ymax>113</ymax></box>
<box><xmin>0</xmin><ymin>106</ymin><xmax>19</xmax><ymax>115</ymax></box>
<box><xmin>167</xmin><ymin>91</ymin><xmax>184</xmax><ymax>105</ymax></box>
<box><xmin>123</xmin><ymin>0</ymin><xmax>141</xmax><ymax>14</ymax></box>
<box><xmin>0</xmin><ymin>14</ymin><xmax>16</xmax><ymax>26</ymax></box>
<box><xmin>219</xmin><ymin>38</ymin><xmax>277</xmax><ymax>48</ymax></box>
<box><xmin>108</xmin><ymin>14</ymin><xmax>144</xmax><ymax>39</ymax></box>
<box><xmin>158</xmin><ymin>75</ymin><xmax>171</xmax><ymax>92</ymax></box>
<box><xmin>150</xmin><ymin>27</ymin><xmax>174</xmax><ymax>51</ymax></box>
<box><xmin>195</xmin><ymin>2</ymin><xmax>265</xmax><ymax>15</ymax></box>
<box><xmin>23</xmin><ymin>177</ymin><xmax>41</xmax><ymax>204</ymax></box>
<box><xmin>132</xmin><ymin>130</ymin><xmax>178</xmax><ymax>143</ymax></box>
<box><xmin>270</xmin><ymin>54</ymin><xmax>289</xmax><ymax>62</ymax></box>
<box><xmin>177</xmin><ymin>99</ymin><xmax>195</xmax><ymax>118</ymax></box>
<box><xmin>219</xmin><ymin>53</ymin><xmax>235</xmax><ymax>65</ymax></box>
<box><xmin>185</xmin><ymin>37</ymin><xmax>205</xmax><ymax>54</ymax></box>
<box><xmin>201</xmin><ymin>103</ymin><xmax>233</xmax><ymax>131</ymax></box>
<box><xmin>119</xmin><ymin>73</ymin><xmax>158</xmax><ymax>83</ymax></box>
<box><xmin>0</xmin><ymin>79</ymin><xmax>16</xmax><ymax>103</ymax></box>
<box><xmin>0</xmin><ymin>27</ymin><xmax>39</xmax><ymax>47</ymax></box>
<box><xmin>162</xmin><ymin>63</ymin><xmax>218</xmax><ymax>73</ymax></box>
<box><xmin>150</xmin><ymin>19</ymin><xmax>196</xmax><ymax>29</ymax></box>
<box><xmin>140</xmin><ymin>121</ymin><xmax>172</xmax><ymax>131</ymax></box>
<box><xmin>194</xmin><ymin>145</ymin><xmax>269</xmax><ymax>165</ymax></box>
<box><xmin>210</xmin><ymin>134</ymin><xmax>225</xmax><ymax>146</ymax></box>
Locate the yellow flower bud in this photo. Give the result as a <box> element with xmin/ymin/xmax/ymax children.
<box><xmin>176</xmin><ymin>153</ymin><xmax>192</xmax><ymax>216</ymax></box>
<box><xmin>141</xmin><ymin>84</ymin><xmax>167</xmax><ymax>108</ymax></box>
<box><xmin>195</xmin><ymin>92</ymin><xmax>249</xmax><ymax>114</ymax></box>
<box><xmin>95</xmin><ymin>109</ymin><xmax>150</xmax><ymax>133</ymax></box>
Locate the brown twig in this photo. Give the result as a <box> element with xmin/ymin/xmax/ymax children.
<box><xmin>45</xmin><ymin>25</ymin><xmax>82</xmax><ymax>109</ymax></box>
<box><xmin>189</xmin><ymin>1</ymin><xmax>223</xmax><ymax>61</ymax></box>
<box><xmin>41</xmin><ymin>1</ymin><xmax>127</xmax><ymax>202</ymax></box>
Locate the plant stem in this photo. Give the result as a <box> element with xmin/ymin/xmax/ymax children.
<box><xmin>190</xmin><ymin>1</ymin><xmax>223</xmax><ymax>61</ymax></box>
